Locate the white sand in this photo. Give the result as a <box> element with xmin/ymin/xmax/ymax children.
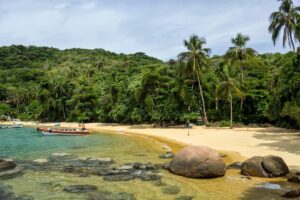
<box><xmin>23</xmin><ymin>122</ymin><xmax>300</xmax><ymax>167</ymax></box>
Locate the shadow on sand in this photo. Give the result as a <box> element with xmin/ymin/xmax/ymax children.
<box><xmin>252</xmin><ymin>130</ymin><xmax>300</xmax><ymax>155</ymax></box>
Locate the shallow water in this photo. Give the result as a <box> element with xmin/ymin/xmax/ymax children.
<box><xmin>0</xmin><ymin>128</ymin><xmax>295</xmax><ymax>200</ymax></box>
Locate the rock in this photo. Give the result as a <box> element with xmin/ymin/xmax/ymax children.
<box><xmin>152</xmin><ymin>179</ymin><xmax>166</xmax><ymax>187</ymax></box>
<box><xmin>52</xmin><ymin>153</ymin><xmax>70</xmax><ymax>157</ymax></box>
<box><xmin>241</xmin><ymin>155</ymin><xmax>289</xmax><ymax>177</ymax></box>
<box><xmin>262</xmin><ymin>155</ymin><xmax>289</xmax><ymax>177</ymax></box>
<box><xmin>32</xmin><ymin>159</ymin><xmax>48</xmax><ymax>164</ymax></box>
<box><xmin>0</xmin><ymin>159</ymin><xmax>17</xmax><ymax>172</ymax></box>
<box><xmin>162</xmin><ymin>145</ymin><xmax>172</xmax><ymax>151</ymax></box>
<box><xmin>288</xmin><ymin>175</ymin><xmax>300</xmax><ymax>183</ymax></box>
<box><xmin>175</xmin><ymin>196</ymin><xmax>194</xmax><ymax>200</ymax></box>
<box><xmin>0</xmin><ymin>183</ymin><xmax>34</xmax><ymax>200</ymax></box>
<box><xmin>227</xmin><ymin>162</ymin><xmax>242</xmax><ymax>170</ymax></box>
<box><xmin>0</xmin><ymin>166</ymin><xmax>24</xmax><ymax>180</ymax></box>
<box><xmin>169</xmin><ymin>146</ymin><xmax>226</xmax><ymax>178</ymax></box>
<box><xmin>282</xmin><ymin>189</ymin><xmax>300</xmax><ymax>198</ymax></box>
<box><xmin>162</xmin><ymin>185</ymin><xmax>181</xmax><ymax>195</ymax></box>
<box><xmin>103</xmin><ymin>175</ymin><xmax>135</xmax><ymax>181</ymax></box>
<box><xmin>118</xmin><ymin>165</ymin><xmax>133</xmax><ymax>170</ymax></box>
<box><xmin>140</xmin><ymin>171</ymin><xmax>162</xmax><ymax>181</ymax></box>
<box><xmin>63</xmin><ymin>185</ymin><xmax>98</xmax><ymax>193</ymax></box>
<box><xmin>159</xmin><ymin>152</ymin><xmax>175</xmax><ymax>159</ymax></box>
<box><xmin>87</xmin><ymin>191</ymin><xmax>136</xmax><ymax>200</ymax></box>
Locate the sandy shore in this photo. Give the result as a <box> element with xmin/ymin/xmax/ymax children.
<box><xmin>23</xmin><ymin>121</ymin><xmax>300</xmax><ymax>167</ymax></box>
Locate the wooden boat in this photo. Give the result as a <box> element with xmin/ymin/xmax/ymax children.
<box><xmin>37</xmin><ymin>127</ymin><xmax>90</xmax><ymax>136</ymax></box>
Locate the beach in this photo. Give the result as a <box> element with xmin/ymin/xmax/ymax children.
<box><xmin>23</xmin><ymin>122</ymin><xmax>300</xmax><ymax>168</ymax></box>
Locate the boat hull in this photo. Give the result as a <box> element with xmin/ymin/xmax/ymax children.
<box><xmin>41</xmin><ymin>131</ymin><xmax>86</xmax><ymax>136</ymax></box>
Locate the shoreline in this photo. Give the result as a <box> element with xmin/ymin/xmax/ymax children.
<box><xmin>22</xmin><ymin>121</ymin><xmax>300</xmax><ymax>168</ymax></box>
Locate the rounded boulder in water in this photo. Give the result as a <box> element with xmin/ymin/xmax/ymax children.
<box><xmin>168</xmin><ymin>146</ymin><xmax>226</xmax><ymax>178</ymax></box>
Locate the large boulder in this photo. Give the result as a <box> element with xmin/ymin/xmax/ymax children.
<box><xmin>241</xmin><ymin>155</ymin><xmax>289</xmax><ymax>177</ymax></box>
<box><xmin>0</xmin><ymin>160</ymin><xmax>16</xmax><ymax>172</ymax></box>
<box><xmin>168</xmin><ymin>146</ymin><xmax>226</xmax><ymax>178</ymax></box>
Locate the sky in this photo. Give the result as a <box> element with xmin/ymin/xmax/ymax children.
<box><xmin>0</xmin><ymin>0</ymin><xmax>295</xmax><ymax>60</ymax></box>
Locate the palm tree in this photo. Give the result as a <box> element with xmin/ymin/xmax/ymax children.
<box><xmin>225</xmin><ymin>33</ymin><xmax>256</xmax><ymax>83</ymax></box>
<box><xmin>269</xmin><ymin>0</ymin><xmax>300</xmax><ymax>51</ymax></box>
<box><xmin>178</xmin><ymin>35</ymin><xmax>211</xmax><ymax>125</ymax></box>
<box><xmin>216</xmin><ymin>65</ymin><xmax>243</xmax><ymax>129</ymax></box>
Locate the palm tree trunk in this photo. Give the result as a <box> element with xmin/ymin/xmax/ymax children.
<box><xmin>196</xmin><ymin>73</ymin><xmax>208</xmax><ymax>126</ymax></box>
<box><xmin>229</xmin><ymin>94</ymin><xmax>233</xmax><ymax>129</ymax></box>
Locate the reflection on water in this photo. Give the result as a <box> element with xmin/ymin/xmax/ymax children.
<box><xmin>0</xmin><ymin>128</ymin><xmax>294</xmax><ymax>200</ymax></box>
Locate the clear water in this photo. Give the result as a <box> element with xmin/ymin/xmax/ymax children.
<box><xmin>0</xmin><ymin>128</ymin><xmax>292</xmax><ymax>200</ymax></box>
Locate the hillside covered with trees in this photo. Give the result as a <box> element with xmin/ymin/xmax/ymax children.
<box><xmin>0</xmin><ymin>43</ymin><xmax>298</xmax><ymax>129</ymax></box>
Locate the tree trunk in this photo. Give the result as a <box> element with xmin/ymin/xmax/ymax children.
<box><xmin>229</xmin><ymin>94</ymin><xmax>233</xmax><ymax>129</ymax></box>
<box><xmin>196</xmin><ymin>73</ymin><xmax>208</xmax><ymax>126</ymax></box>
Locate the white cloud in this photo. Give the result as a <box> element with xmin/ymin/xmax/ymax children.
<box><xmin>0</xmin><ymin>0</ymin><xmax>292</xmax><ymax>60</ymax></box>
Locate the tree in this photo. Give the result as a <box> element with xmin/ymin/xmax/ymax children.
<box><xmin>269</xmin><ymin>0</ymin><xmax>300</xmax><ymax>51</ymax></box>
<box><xmin>178</xmin><ymin>35</ymin><xmax>211</xmax><ymax>125</ymax></box>
<box><xmin>225</xmin><ymin>33</ymin><xmax>256</xmax><ymax>83</ymax></box>
<box><xmin>216</xmin><ymin>65</ymin><xmax>243</xmax><ymax>129</ymax></box>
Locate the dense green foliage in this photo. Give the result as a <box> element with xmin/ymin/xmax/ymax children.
<box><xmin>0</xmin><ymin>44</ymin><xmax>299</xmax><ymax>128</ymax></box>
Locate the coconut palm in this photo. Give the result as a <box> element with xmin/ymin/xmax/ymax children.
<box><xmin>269</xmin><ymin>0</ymin><xmax>300</xmax><ymax>51</ymax></box>
<box><xmin>216</xmin><ymin>65</ymin><xmax>243</xmax><ymax>129</ymax></box>
<box><xmin>178</xmin><ymin>35</ymin><xmax>211</xmax><ymax>125</ymax></box>
<box><xmin>225</xmin><ymin>33</ymin><xmax>256</xmax><ymax>83</ymax></box>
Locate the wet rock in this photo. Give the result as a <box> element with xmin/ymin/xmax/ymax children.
<box><xmin>241</xmin><ymin>155</ymin><xmax>289</xmax><ymax>177</ymax></box>
<box><xmin>0</xmin><ymin>183</ymin><xmax>34</xmax><ymax>200</ymax></box>
<box><xmin>169</xmin><ymin>146</ymin><xmax>226</xmax><ymax>178</ymax></box>
<box><xmin>0</xmin><ymin>159</ymin><xmax>17</xmax><ymax>172</ymax></box>
<box><xmin>162</xmin><ymin>185</ymin><xmax>181</xmax><ymax>195</ymax></box>
<box><xmin>175</xmin><ymin>196</ymin><xmax>194</xmax><ymax>200</ymax></box>
<box><xmin>153</xmin><ymin>179</ymin><xmax>166</xmax><ymax>187</ymax></box>
<box><xmin>287</xmin><ymin>171</ymin><xmax>300</xmax><ymax>183</ymax></box>
<box><xmin>227</xmin><ymin>162</ymin><xmax>242</xmax><ymax>170</ymax></box>
<box><xmin>32</xmin><ymin>159</ymin><xmax>48</xmax><ymax>164</ymax></box>
<box><xmin>83</xmin><ymin>158</ymin><xmax>113</xmax><ymax>165</ymax></box>
<box><xmin>103</xmin><ymin>174</ymin><xmax>135</xmax><ymax>181</ymax></box>
<box><xmin>63</xmin><ymin>185</ymin><xmax>98</xmax><ymax>193</ymax></box>
<box><xmin>0</xmin><ymin>166</ymin><xmax>24</xmax><ymax>180</ymax></box>
<box><xmin>117</xmin><ymin>165</ymin><xmax>133</xmax><ymax>170</ymax></box>
<box><xmin>140</xmin><ymin>171</ymin><xmax>162</xmax><ymax>181</ymax></box>
<box><xmin>87</xmin><ymin>191</ymin><xmax>136</xmax><ymax>200</ymax></box>
<box><xmin>282</xmin><ymin>189</ymin><xmax>300</xmax><ymax>198</ymax></box>
<box><xmin>159</xmin><ymin>152</ymin><xmax>174</xmax><ymax>159</ymax></box>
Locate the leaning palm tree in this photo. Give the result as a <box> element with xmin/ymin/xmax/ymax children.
<box><xmin>225</xmin><ymin>33</ymin><xmax>256</xmax><ymax>83</ymax></box>
<box><xmin>216</xmin><ymin>65</ymin><xmax>243</xmax><ymax>129</ymax></box>
<box><xmin>269</xmin><ymin>0</ymin><xmax>300</xmax><ymax>51</ymax></box>
<box><xmin>178</xmin><ymin>35</ymin><xmax>211</xmax><ymax>125</ymax></box>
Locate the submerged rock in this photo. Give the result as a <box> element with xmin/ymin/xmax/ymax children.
<box><xmin>0</xmin><ymin>166</ymin><xmax>24</xmax><ymax>180</ymax></box>
<box><xmin>241</xmin><ymin>155</ymin><xmax>289</xmax><ymax>177</ymax></box>
<box><xmin>282</xmin><ymin>189</ymin><xmax>300</xmax><ymax>198</ymax></box>
<box><xmin>227</xmin><ymin>162</ymin><xmax>242</xmax><ymax>170</ymax></box>
<box><xmin>0</xmin><ymin>183</ymin><xmax>34</xmax><ymax>200</ymax></box>
<box><xmin>0</xmin><ymin>159</ymin><xmax>16</xmax><ymax>172</ymax></box>
<box><xmin>63</xmin><ymin>185</ymin><xmax>98</xmax><ymax>193</ymax></box>
<box><xmin>159</xmin><ymin>152</ymin><xmax>174</xmax><ymax>159</ymax></box>
<box><xmin>87</xmin><ymin>191</ymin><xmax>136</xmax><ymax>200</ymax></box>
<box><xmin>162</xmin><ymin>185</ymin><xmax>181</xmax><ymax>195</ymax></box>
<box><xmin>169</xmin><ymin>146</ymin><xmax>226</xmax><ymax>178</ymax></box>
<box><xmin>175</xmin><ymin>196</ymin><xmax>194</xmax><ymax>200</ymax></box>
<box><xmin>103</xmin><ymin>174</ymin><xmax>135</xmax><ymax>181</ymax></box>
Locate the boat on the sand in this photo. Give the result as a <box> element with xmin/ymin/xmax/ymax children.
<box><xmin>37</xmin><ymin>127</ymin><xmax>90</xmax><ymax>136</ymax></box>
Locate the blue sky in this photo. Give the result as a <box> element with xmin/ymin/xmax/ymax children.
<box><xmin>0</xmin><ymin>0</ymin><xmax>295</xmax><ymax>60</ymax></box>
